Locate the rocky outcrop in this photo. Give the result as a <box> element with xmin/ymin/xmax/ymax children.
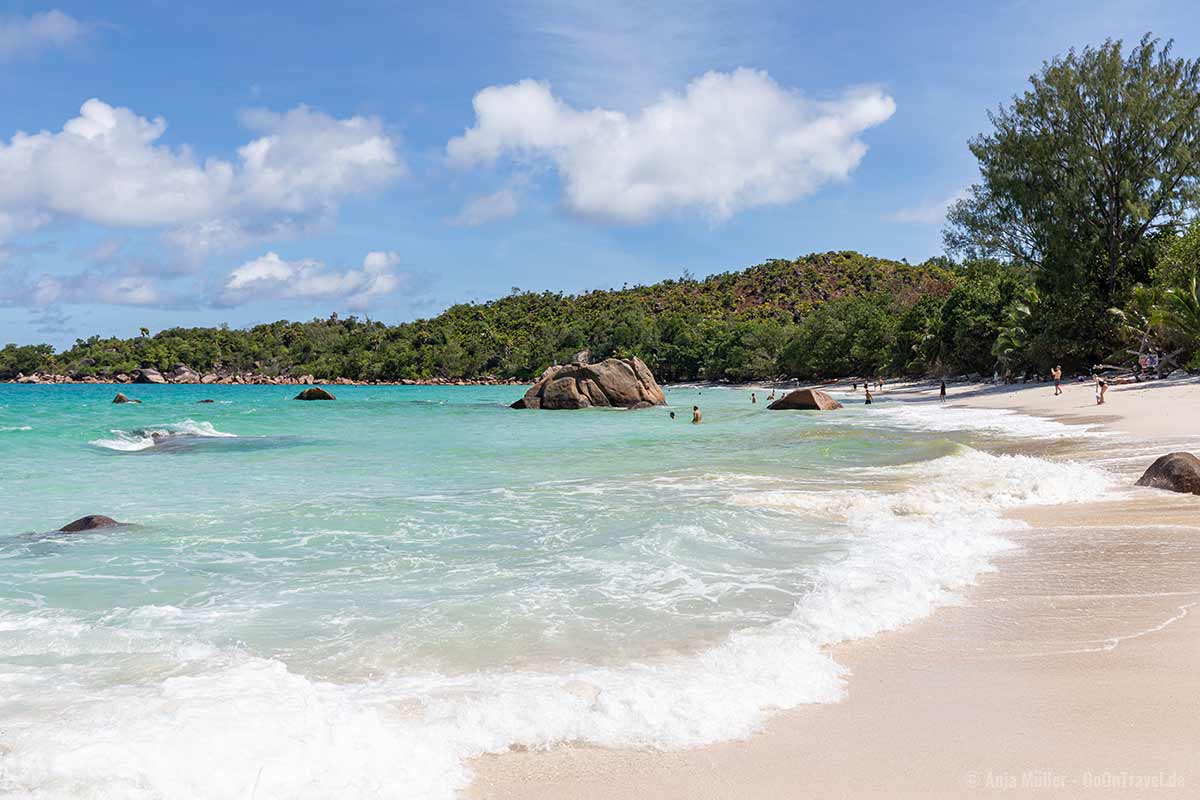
<box><xmin>295</xmin><ymin>386</ymin><xmax>336</xmax><ymax>401</ymax></box>
<box><xmin>767</xmin><ymin>388</ymin><xmax>843</xmax><ymax>411</ymax></box>
<box><xmin>167</xmin><ymin>364</ymin><xmax>201</xmax><ymax>384</ymax></box>
<box><xmin>1135</xmin><ymin>452</ymin><xmax>1200</xmax><ymax>495</ymax></box>
<box><xmin>511</xmin><ymin>357</ymin><xmax>666</xmax><ymax>410</ymax></box>
<box><xmin>132</xmin><ymin>368</ymin><xmax>167</xmax><ymax>384</ymax></box>
<box><xmin>112</xmin><ymin>392</ymin><xmax>141</xmax><ymax>404</ymax></box>
<box><xmin>59</xmin><ymin>515</ymin><xmax>121</xmax><ymax>533</ymax></box>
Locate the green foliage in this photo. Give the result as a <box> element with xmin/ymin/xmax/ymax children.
<box><xmin>946</xmin><ymin>34</ymin><xmax>1200</xmax><ymax>308</ymax></box>
<box><xmin>5</xmin><ymin>252</ymin><xmax>994</xmax><ymax>383</ymax></box>
<box><xmin>1153</xmin><ymin>218</ymin><xmax>1200</xmax><ymax>292</ymax></box>
<box><xmin>1156</xmin><ymin>276</ymin><xmax>1200</xmax><ymax>347</ymax></box>
<box><xmin>936</xmin><ymin>261</ymin><xmax>1031</xmax><ymax>375</ymax></box>
<box><xmin>0</xmin><ymin>344</ymin><xmax>56</xmax><ymax>380</ymax></box>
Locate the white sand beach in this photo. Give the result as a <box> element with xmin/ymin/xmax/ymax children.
<box><xmin>470</xmin><ymin>377</ymin><xmax>1200</xmax><ymax>799</ymax></box>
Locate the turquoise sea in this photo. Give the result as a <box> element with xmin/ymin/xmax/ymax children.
<box><xmin>0</xmin><ymin>384</ymin><xmax>1112</xmax><ymax>799</ymax></box>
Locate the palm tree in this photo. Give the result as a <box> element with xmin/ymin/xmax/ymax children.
<box><xmin>1156</xmin><ymin>276</ymin><xmax>1200</xmax><ymax>346</ymax></box>
<box><xmin>992</xmin><ymin>287</ymin><xmax>1038</xmax><ymax>376</ymax></box>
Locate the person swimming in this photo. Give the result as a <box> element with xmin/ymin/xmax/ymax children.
<box><xmin>751</xmin><ymin>392</ymin><xmax>757</xmax><ymax>404</ymax></box>
<box><xmin>692</xmin><ymin>405</ymin><xmax>702</xmax><ymax>424</ymax></box>
<box><xmin>669</xmin><ymin>411</ymin><xmax>676</xmax><ymax>420</ymax></box>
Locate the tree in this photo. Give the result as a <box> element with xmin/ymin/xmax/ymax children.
<box><xmin>1153</xmin><ymin>217</ymin><xmax>1200</xmax><ymax>291</ymax></box>
<box><xmin>1156</xmin><ymin>276</ymin><xmax>1200</xmax><ymax>348</ymax></box>
<box><xmin>946</xmin><ymin>35</ymin><xmax>1200</xmax><ymax>308</ymax></box>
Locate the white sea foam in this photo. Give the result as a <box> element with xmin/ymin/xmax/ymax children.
<box><xmin>0</xmin><ymin>446</ymin><xmax>1119</xmax><ymax>800</ymax></box>
<box><xmin>0</xmin><ymin>424</ymin><xmax>32</xmax><ymax>431</ymax></box>
<box><xmin>89</xmin><ymin>419</ymin><xmax>236</xmax><ymax>451</ymax></box>
<box><xmin>858</xmin><ymin>401</ymin><xmax>1101</xmax><ymax>438</ymax></box>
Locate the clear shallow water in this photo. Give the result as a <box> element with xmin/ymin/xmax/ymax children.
<box><xmin>0</xmin><ymin>384</ymin><xmax>1112</xmax><ymax>799</ymax></box>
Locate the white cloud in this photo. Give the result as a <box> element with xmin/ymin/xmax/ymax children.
<box><xmin>220</xmin><ymin>250</ymin><xmax>406</xmax><ymax>310</ymax></box>
<box><xmin>0</xmin><ymin>98</ymin><xmax>404</xmax><ymax>256</ymax></box>
<box><xmin>0</xmin><ymin>10</ymin><xmax>87</xmax><ymax>61</ymax></box>
<box><xmin>1</xmin><ymin>269</ymin><xmax>165</xmax><ymax>308</ymax></box>
<box><xmin>449</xmin><ymin>188</ymin><xmax>520</xmax><ymax>226</ymax></box>
<box><xmin>236</xmin><ymin>106</ymin><xmax>406</xmax><ymax>213</ymax></box>
<box><xmin>887</xmin><ymin>189</ymin><xmax>968</xmax><ymax>224</ymax></box>
<box><xmin>447</xmin><ymin>69</ymin><xmax>895</xmax><ymax>224</ymax></box>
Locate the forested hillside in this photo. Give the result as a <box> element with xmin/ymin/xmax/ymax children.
<box><xmin>2</xmin><ymin>251</ymin><xmax>1034</xmax><ymax>383</ymax></box>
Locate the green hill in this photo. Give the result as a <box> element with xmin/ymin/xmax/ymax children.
<box><xmin>2</xmin><ymin>251</ymin><xmax>1028</xmax><ymax>383</ymax></box>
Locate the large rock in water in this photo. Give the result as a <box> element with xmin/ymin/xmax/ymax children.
<box><xmin>167</xmin><ymin>363</ymin><xmax>200</xmax><ymax>384</ymax></box>
<box><xmin>1135</xmin><ymin>452</ymin><xmax>1200</xmax><ymax>495</ymax></box>
<box><xmin>295</xmin><ymin>386</ymin><xmax>336</xmax><ymax>401</ymax></box>
<box><xmin>111</xmin><ymin>392</ymin><xmax>141</xmax><ymax>404</ymax></box>
<box><xmin>59</xmin><ymin>515</ymin><xmax>121</xmax><ymax>533</ymax></box>
<box><xmin>767</xmin><ymin>388</ymin><xmax>843</xmax><ymax>411</ymax></box>
<box><xmin>132</xmin><ymin>368</ymin><xmax>167</xmax><ymax>384</ymax></box>
<box><xmin>512</xmin><ymin>357</ymin><xmax>666</xmax><ymax>410</ymax></box>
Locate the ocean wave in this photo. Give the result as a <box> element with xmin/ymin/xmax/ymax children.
<box><xmin>1</xmin><ymin>424</ymin><xmax>33</xmax><ymax>432</ymax></box>
<box><xmin>0</xmin><ymin>447</ymin><xmax>1119</xmax><ymax>800</ymax></box>
<box><xmin>857</xmin><ymin>402</ymin><xmax>1102</xmax><ymax>438</ymax></box>
<box><xmin>89</xmin><ymin>419</ymin><xmax>237</xmax><ymax>452</ymax></box>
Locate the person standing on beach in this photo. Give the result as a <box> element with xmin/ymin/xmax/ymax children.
<box><xmin>1052</xmin><ymin>365</ymin><xmax>1063</xmax><ymax>396</ymax></box>
<box><xmin>939</xmin><ymin>381</ymin><xmax>946</xmax><ymax>403</ymax></box>
<box><xmin>1094</xmin><ymin>375</ymin><xmax>1108</xmax><ymax>405</ymax></box>
<box><xmin>692</xmin><ymin>405</ymin><xmax>702</xmax><ymax>424</ymax></box>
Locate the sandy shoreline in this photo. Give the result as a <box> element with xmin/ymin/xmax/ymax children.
<box><xmin>469</xmin><ymin>377</ymin><xmax>1200</xmax><ymax>799</ymax></box>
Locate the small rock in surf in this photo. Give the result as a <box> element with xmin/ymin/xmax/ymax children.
<box><xmin>58</xmin><ymin>515</ymin><xmax>122</xmax><ymax>533</ymax></box>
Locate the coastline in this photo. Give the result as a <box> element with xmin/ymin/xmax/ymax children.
<box><xmin>469</xmin><ymin>378</ymin><xmax>1200</xmax><ymax>799</ymax></box>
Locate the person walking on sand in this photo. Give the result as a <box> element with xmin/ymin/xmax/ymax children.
<box><xmin>692</xmin><ymin>405</ymin><xmax>702</xmax><ymax>424</ymax></box>
<box><xmin>1094</xmin><ymin>375</ymin><xmax>1108</xmax><ymax>405</ymax></box>
<box><xmin>1052</xmin><ymin>365</ymin><xmax>1063</xmax><ymax>396</ymax></box>
<box><xmin>939</xmin><ymin>380</ymin><xmax>946</xmax><ymax>403</ymax></box>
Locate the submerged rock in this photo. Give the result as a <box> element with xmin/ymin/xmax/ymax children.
<box><xmin>58</xmin><ymin>515</ymin><xmax>121</xmax><ymax>533</ymax></box>
<box><xmin>1135</xmin><ymin>452</ymin><xmax>1200</xmax><ymax>495</ymax></box>
<box><xmin>112</xmin><ymin>393</ymin><xmax>141</xmax><ymax>404</ymax></box>
<box><xmin>295</xmin><ymin>386</ymin><xmax>336</xmax><ymax>401</ymax></box>
<box><xmin>511</xmin><ymin>357</ymin><xmax>665</xmax><ymax>410</ymax></box>
<box><xmin>132</xmin><ymin>368</ymin><xmax>167</xmax><ymax>384</ymax></box>
<box><xmin>197</xmin><ymin>399</ymin><xmax>215</xmax><ymax>403</ymax></box>
<box><xmin>767</xmin><ymin>388</ymin><xmax>843</xmax><ymax>411</ymax></box>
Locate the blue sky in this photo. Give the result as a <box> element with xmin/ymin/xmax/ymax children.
<box><xmin>1</xmin><ymin>0</ymin><xmax>1198</xmax><ymax>347</ymax></box>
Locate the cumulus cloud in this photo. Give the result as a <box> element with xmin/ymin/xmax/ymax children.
<box><xmin>219</xmin><ymin>250</ymin><xmax>406</xmax><ymax>310</ymax></box>
<box><xmin>0</xmin><ymin>10</ymin><xmax>87</xmax><ymax>61</ymax></box>
<box><xmin>0</xmin><ymin>268</ymin><xmax>166</xmax><ymax>309</ymax></box>
<box><xmin>449</xmin><ymin>188</ymin><xmax>521</xmax><ymax>226</ymax></box>
<box><xmin>0</xmin><ymin>98</ymin><xmax>404</xmax><ymax>256</ymax></box>
<box><xmin>887</xmin><ymin>189</ymin><xmax>969</xmax><ymax>224</ymax></box>
<box><xmin>447</xmin><ymin>68</ymin><xmax>895</xmax><ymax>224</ymax></box>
